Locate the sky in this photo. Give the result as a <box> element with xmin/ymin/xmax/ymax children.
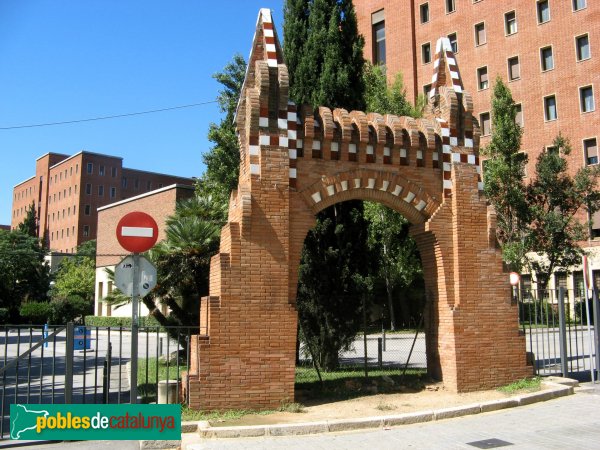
<box><xmin>0</xmin><ymin>0</ymin><xmax>284</xmax><ymax>225</ymax></box>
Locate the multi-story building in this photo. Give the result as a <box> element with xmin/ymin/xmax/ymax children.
<box><xmin>355</xmin><ymin>0</ymin><xmax>599</xmax><ymax>292</ymax></box>
<box><xmin>11</xmin><ymin>151</ymin><xmax>194</xmax><ymax>253</ymax></box>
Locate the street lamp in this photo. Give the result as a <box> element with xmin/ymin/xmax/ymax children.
<box><xmin>509</xmin><ymin>272</ymin><xmax>520</xmax><ymax>304</ymax></box>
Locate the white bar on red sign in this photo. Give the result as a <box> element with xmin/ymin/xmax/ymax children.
<box><xmin>121</xmin><ymin>226</ymin><xmax>154</xmax><ymax>237</ymax></box>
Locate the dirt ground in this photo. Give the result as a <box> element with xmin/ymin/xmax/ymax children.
<box><xmin>210</xmin><ymin>381</ymin><xmax>544</xmax><ymax>427</ymax></box>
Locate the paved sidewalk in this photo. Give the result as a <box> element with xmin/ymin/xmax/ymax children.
<box><xmin>4</xmin><ymin>384</ymin><xmax>599</xmax><ymax>449</ymax></box>
<box><xmin>191</xmin><ymin>383</ymin><xmax>600</xmax><ymax>450</ymax></box>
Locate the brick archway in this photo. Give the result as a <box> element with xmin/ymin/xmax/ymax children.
<box><xmin>186</xmin><ymin>9</ymin><xmax>530</xmax><ymax>410</ymax></box>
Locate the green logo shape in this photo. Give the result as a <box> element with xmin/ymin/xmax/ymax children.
<box><xmin>10</xmin><ymin>404</ymin><xmax>181</xmax><ymax>441</ymax></box>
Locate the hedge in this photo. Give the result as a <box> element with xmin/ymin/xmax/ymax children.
<box><xmin>84</xmin><ymin>315</ymin><xmax>161</xmax><ymax>328</ymax></box>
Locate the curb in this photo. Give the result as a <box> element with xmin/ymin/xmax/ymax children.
<box><xmin>139</xmin><ymin>380</ymin><xmax>575</xmax><ymax>449</ymax></box>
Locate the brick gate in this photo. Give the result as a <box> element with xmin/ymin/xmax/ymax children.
<box><xmin>186</xmin><ymin>9</ymin><xmax>530</xmax><ymax>410</ymax></box>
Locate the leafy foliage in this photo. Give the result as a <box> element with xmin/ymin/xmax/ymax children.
<box><xmin>482</xmin><ymin>77</ymin><xmax>527</xmax><ymax>271</ymax></box>
<box><xmin>0</xmin><ymin>229</ymin><xmax>50</xmax><ymax>321</ymax></box>
<box><xmin>19</xmin><ymin>302</ymin><xmax>53</xmax><ymax>324</ymax></box>
<box><xmin>52</xmin><ymin>256</ymin><xmax>96</xmax><ymax>303</ymax></box>
<box><xmin>363</xmin><ymin>63</ymin><xmax>425</xmax><ymax>118</ymax></box>
<box><xmin>284</xmin><ymin>0</ymin><xmax>365</xmax><ymax>110</ymax></box>
<box><xmin>17</xmin><ymin>202</ymin><xmax>37</xmax><ymax>237</ymax></box>
<box><xmin>363</xmin><ymin>203</ymin><xmax>422</xmax><ymax>330</ymax></box>
<box><xmin>285</xmin><ymin>0</ymin><xmax>370</xmax><ymax>370</ymax></box>
<box><xmin>201</xmin><ymin>54</ymin><xmax>247</xmax><ymax>203</ymax></box>
<box><xmin>525</xmin><ymin>135</ymin><xmax>600</xmax><ymax>289</ymax></box>
<box><xmin>297</xmin><ymin>202</ymin><xmax>370</xmax><ymax>370</ymax></box>
<box><xmin>484</xmin><ymin>78</ymin><xmax>600</xmax><ymax>289</ymax></box>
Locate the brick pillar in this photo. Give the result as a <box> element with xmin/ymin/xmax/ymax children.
<box><xmin>413</xmin><ymin>162</ymin><xmax>531</xmax><ymax>392</ymax></box>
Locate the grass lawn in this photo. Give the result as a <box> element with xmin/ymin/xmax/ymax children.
<box><xmin>497</xmin><ymin>377</ymin><xmax>542</xmax><ymax>394</ymax></box>
<box><xmin>137</xmin><ymin>357</ymin><xmax>187</xmax><ymax>404</ymax></box>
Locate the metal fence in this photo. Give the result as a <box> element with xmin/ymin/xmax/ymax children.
<box><xmin>0</xmin><ymin>323</ymin><xmax>193</xmax><ymax>440</ymax></box>
<box><xmin>518</xmin><ymin>288</ymin><xmax>600</xmax><ymax>379</ymax></box>
<box><xmin>296</xmin><ymin>319</ymin><xmax>427</xmax><ymax>392</ymax></box>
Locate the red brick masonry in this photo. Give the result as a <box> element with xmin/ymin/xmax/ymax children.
<box><xmin>186</xmin><ymin>9</ymin><xmax>531</xmax><ymax>410</ymax></box>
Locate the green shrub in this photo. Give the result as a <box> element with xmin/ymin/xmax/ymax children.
<box><xmin>0</xmin><ymin>308</ymin><xmax>10</xmax><ymax>324</ymax></box>
<box><xmin>48</xmin><ymin>295</ymin><xmax>92</xmax><ymax>325</ymax></box>
<box><xmin>575</xmin><ymin>300</ymin><xmax>596</xmax><ymax>325</ymax></box>
<box><xmin>84</xmin><ymin>315</ymin><xmax>161</xmax><ymax>328</ymax></box>
<box><xmin>519</xmin><ymin>300</ymin><xmax>555</xmax><ymax>325</ymax></box>
<box><xmin>20</xmin><ymin>302</ymin><xmax>53</xmax><ymax>324</ymax></box>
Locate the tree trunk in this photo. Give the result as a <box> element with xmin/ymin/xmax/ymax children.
<box><xmin>385</xmin><ymin>277</ymin><xmax>396</xmax><ymax>331</ymax></box>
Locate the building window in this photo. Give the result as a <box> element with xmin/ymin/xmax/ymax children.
<box><xmin>111</xmin><ymin>167</ymin><xmax>117</xmax><ymax>177</ymax></box>
<box><xmin>146</xmin><ymin>181</ymin><xmax>152</xmax><ymax>190</ymax></box>
<box><xmin>76</xmin><ymin>164</ymin><xmax>79</xmax><ymax>174</ymax></box>
<box><xmin>372</xmin><ymin>11</ymin><xmax>386</xmax><ymax>65</ymax></box>
<box><xmin>134</xmin><ymin>179</ymin><xmax>139</xmax><ymax>189</ymax></box>
<box><xmin>110</xmin><ymin>187</ymin><xmax>116</xmax><ymax>198</ymax></box>
<box><xmin>423</xmin><ymin>83</ymin><xmax>432</xmax><ymax>96</ymax></box>
<box><xmin>474</xmin><ymin>22</ymin><xmax>486</xmax><ymax>46</ymax></box>
<box><xmin>122</xmin><ymin>177</ymin><xmax>127</xmax><ymax>188</ymax></box>
<box><xmin>446</xmin><ymin>0</ymin><xmax>455</xmax><ymax>14</ymax></box>
<box><xmin>87</xmin><ymin>163</ymin><xmax>93</xmax><ymax>174</ymax></box>
<box><xmin>448</xmin><ymin>33</ymin><xmax>458</xmax><ymax>53</ymax></box>
<box><xmin>573</xmin><ymin>0</ymin><xmax>586</xmax><ymax>11</ymax></box>
<box><xmin>99</xmin><ymin>165</ymin><xmax>105</xmax><ymax>176</ymax></box>
<box><xmin>477</xmin><ymin>66</ymin><xmax>488</xmax><ymax>90</ymax></box>
<box><xmin>422</xmin><ymin>42</ymin><xmax>431</xmax><ymax>64</ymax></box>
<box><xmin>98</xmin><ymin>185</ymin><xmax>104</xmax><ymax>197</ymax></box>
<box><xmin>420</xmin><ymin>3</ymin><xmax>429</xmax><ymax>23</ymax></box>
<box><xmin>508</xmin><ymin>56</ymin><xmax>520</xmax><ymax>80</ymax></box>
<box><xmin>83</xmin><ymin>225</ymin><xmax>90</xmax><ymax>237</ymax></box>
<box><xmin>480</xmin><ymin>112</ymin><xmax>491</xmax><ymax>136</ymax></box>
<box><xmin>84</xmin><ymin>204</ymin><xmax>91</xmax><ymax>215</ymax></box>
<box><xmin>505</xmin><ymin>11</ymin><xmax>517</xmax><ymax>35</ymax></box>
<box><xmin>540</xmin><ymin>46</ymin><xmax>554</xmax><ymax>71</ymax></box>
<box><xmin>515</xmin><ymin>104</ymin><xmax>524</xmax><ymax>127</ymax></box>
<box><xmin>537</xmin><ymin>0</ymin><xmax>550</xmax><ymax>24</ymax></box>
<box><xmin>544</xmin><ymin>95</ymin><xmax>557</xmax><ymax>121</ymax></box>
<box><xmin>584</xmin><ymin>138</ymin><xmax>598</xmax><ymax>165</ymax></box>
<box><xmin>580</xmin><ymin>86</ymin><xmax>595</xmax><ymax>113</ymax></box>
<box><xmin>576</xmin><ymin>34</ymin><xmax>590</xmax><ymax>61</ymax></box>
<box><xmin>86</xmin><ymin>183</ymin><xmax>92</xmax><ymax>195</ymax></box>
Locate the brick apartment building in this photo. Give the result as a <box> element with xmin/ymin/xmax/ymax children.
<box><xmin>355</xmin><ymin>0</ymin><xmax>600</xmax><ymax>292</ymax></box>
<box><xmin>95</xmin><ymin>184</ymin><xmax>194</xmax><ymax>317</ymax></box>
<box><xmin>11</xmin><ymin>151</ymin><xmax>194</xmax><ymax>254</ymax></box>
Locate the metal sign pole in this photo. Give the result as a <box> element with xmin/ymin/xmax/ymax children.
<box><xmin>130</xmin><ymin>252</ymin><xmax>140</xmax><ymax>404</ymax></box>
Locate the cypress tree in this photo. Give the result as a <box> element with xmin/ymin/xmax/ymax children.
<box><xmin>284</xmin><ymin>0</ymin><xmax>369</xmax><ymax>370</ymax></box>
<box><xmin>284</xmin><ymin>0</ymin><xmax>365</xmax><ymax>110</ymax></box>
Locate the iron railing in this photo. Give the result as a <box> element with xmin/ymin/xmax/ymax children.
<box><xmin>0</xmin><ymin>324</ymin><xmax>194</xmax><ymax>439</ymax></box>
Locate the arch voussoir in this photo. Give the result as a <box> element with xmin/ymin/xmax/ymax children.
<box><xmin>300</xmin><ymin>169</ymin><xmax>439</xmax><ymax>224</ymax></box>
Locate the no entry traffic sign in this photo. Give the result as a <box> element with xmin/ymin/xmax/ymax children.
<box><xmin>116</xmin><ymin>211</ymin><xmax>159</xmax><ymax>253</ymax></box>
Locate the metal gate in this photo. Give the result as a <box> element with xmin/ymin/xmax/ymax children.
<box><xmin>0</xmin><ymin>323</ymin><xmax>193</xmax><ymax>440</ymax></box>
<box><xmin>518</xmin><ymin>288</ymin><xmax>600</xmax><ymax>379</ymax></box>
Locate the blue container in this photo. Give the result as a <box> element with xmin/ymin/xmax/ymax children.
<box><xmin>73</xmin><ymin>326</ymin><xmax>91</xmax><ymax>350</ymax></box>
